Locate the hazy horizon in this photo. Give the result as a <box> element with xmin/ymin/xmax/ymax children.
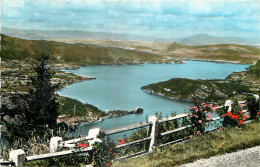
<box><xmin>2</xmin><ymin>0</ymin><xmax>260</xmax><ymax>41</ymax></box>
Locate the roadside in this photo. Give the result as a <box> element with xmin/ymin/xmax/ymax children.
<box><xmin>180</xmin><ymin>145</ymin><xmax>260</xmax><ymax>167</ymax></box>
<box><xmin>112</xmin><ymin>120</ymin><xmax>260</xmax><ymax>167</ymax></box>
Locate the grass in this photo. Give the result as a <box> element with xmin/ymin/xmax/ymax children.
<box><xmin>113</xmin><ymin>120</ymin><xmax>260</xmax><ymax>167</ymax></box>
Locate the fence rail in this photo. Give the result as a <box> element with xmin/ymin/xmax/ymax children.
<box><xmin>158</xmin><ymin>113</ymin><xmax>188</xmax><ymax>123</ymax></box>
<box><xmin>105</xmin><ymin>122</ymin><xmax>149</xmax><ymax>136</ymax></box>
<box><xmin>0</xmin><ymin>100</ymin><xmax>252</xmax><ymax>166</ymax></box>
<box><xmin>26</xmin><ymin>147</ymin><xmax>92</xmax><ymax>161</ymax></box>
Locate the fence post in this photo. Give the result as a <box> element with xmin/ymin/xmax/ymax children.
<box><xmin>50</xmin><ymin>136</ymin><xmax>62</xmax><ymax>153</ymax></box>
<box><xmin>148</xmin><ymin>115</ymin><xmax>159</xmax><ymax>152</ymax></box>
<box><xmin>9</xmin><ymin>149</ymin><xmax>26</xmax><ymax>166</ymax></box>
<box><xmin>88</xmin><ymin>128</ymin><xmax>102</xmax><ymax>147</ymax></box>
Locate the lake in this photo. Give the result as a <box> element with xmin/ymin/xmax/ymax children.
<box><xmin>59</xmin><ymin>61</ymin><xmax>249</xmax><ymax>136</ymax></box>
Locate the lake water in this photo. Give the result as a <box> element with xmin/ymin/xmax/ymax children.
<box><xmin>59</xmin><ymin>61</ymin><xmax>249</xmax><ymax>136</ymax></box>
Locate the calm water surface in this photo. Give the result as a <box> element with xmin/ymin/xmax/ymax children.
<box><xmin>59</xmin><ymin>61</ymin><xmax>249</xmax><ymax>135</ymax></box>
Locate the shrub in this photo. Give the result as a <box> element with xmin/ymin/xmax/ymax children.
<box><xmin>246</xmin><ymin>95</ymin><xmax>259</xmax><ymax>119</ymax></box>
<box><xmin>222</xmin><ymin>101</ymin><xmax>247</xmax><ymax>127</ymax></box>
<box><xmin>187</xmin><ymin>102</ymin><xmax>215</xmax><ymax>134</ymax></box>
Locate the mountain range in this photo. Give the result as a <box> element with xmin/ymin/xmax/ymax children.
<box><xmin>2</xmin><ymin>27</ymin><xmax>259</xmax><ymax>46</ymax></box>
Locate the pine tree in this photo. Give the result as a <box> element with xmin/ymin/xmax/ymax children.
<box><xmin>26</xmin><ymin>53</ymin><xmax>59</xmax><ymax>129</ymax></box>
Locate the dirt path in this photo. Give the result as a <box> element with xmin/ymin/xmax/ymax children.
<box><xmin>180</xmin><ymin>146</ymin><xmax>260</xmax><ymax>167</ymax></box>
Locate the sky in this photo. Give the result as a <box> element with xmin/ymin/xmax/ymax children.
<box><xmin>1</xmin><ymin>0</ymin><xmax>260</xmax><ymax>39</ymax></box>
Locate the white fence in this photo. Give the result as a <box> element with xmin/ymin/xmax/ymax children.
<box><xmin>0</xmin><ymin>101</ymin><xmax>250</xmax><ymax>166</ymax></box>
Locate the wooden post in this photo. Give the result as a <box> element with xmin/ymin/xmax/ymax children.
<box><xmin>9</xmin><ymin>149</ymin><xmax>26</xmax><ymax>166</ymax></box>
<box><xmin>148</xmin><ymin>115</ymin><xmax>159</xmax><ymax>152</ymax></box>
<box><xmin>50</xmin><ymin>137</ymin><xmax>62</xmax><ymax>153</ymax></box>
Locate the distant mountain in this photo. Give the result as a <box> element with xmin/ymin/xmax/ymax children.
<box><xmin>178</xmin><ymin>34</ymin><xmax>260</xmax><ymax>46</ymax></box>
<box><xmin>1</xmin><ymin>27</ymin><xmax>178</xmax><ymax>42</ymax></box>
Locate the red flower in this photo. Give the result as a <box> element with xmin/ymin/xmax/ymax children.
<box><xmin>239</xmin><ymin>120</ymin><xmax>243</xmax><ymax>125</ymax></box>
<box><xmin>208</xmin><ymin>113</ymin><xmax>213</xmax><ymax>117</ymax></box>
<box><xmin>198</xmin><ymin>120</ymin><xmax>202</xmax><ymax>123</ymax></box>
<box><xmin>208</xmin><ymin>104</ymin><xmax>213</xmax><ymax>108</ymax></box>
<box><xmin>243</xmin><ymin>115</ymin><xmax>247</xmax><ymax>120</ymax></box>
<box><xmin>188</xmin><ymin>106</ymin><xmax>191</xmax><ymax>109</ymax></box>
<box><xmin>257</xmin><ymin>112</ymin><xmax>260</xmax><ymax>117</ymax></box>
<box><xmin>106</xmin><ymin>162</ymin><xmax>111</xmax><ymax>167</ymax></box>
<box><xmin>193</xmin><ymin>106</ymin><xmax>197</xmax><ymax>109</ymax></box>
<box><xmin>117</xmin><ymin>138</ymin><xmax>125</xmax><ymax>144</ymax></box>
<box><xmin>110</xmin><ymin>147</ymin><xmax>113</xmax><ymax>152</ymax></box>
<box><xmin>189</xmin><ymin>135</ymin><xmax>193</xmax><ymax>139</ymax></box>
<box><xmin>77</xmin><ymin>143</ymin><xmax>88</xmax><ymax>148</ymax></box>
<box><xmin>212</xmin><ymin>107</ymin><xmax>217</xmax><ymax>111</ymax></box>
<box><xmin>197</xmin><ymin>131</ymin><xmax>201</xmax><ymax>135</ymax></box>
<box><xmin>113</xmin><ymin>153</ymin><xmax>117</xmax><ymax>157</ymax></box>
<box><xmin>101</xmin><ymin>131</ymin><xmax>105</xmax><ymax>134</ymax></box>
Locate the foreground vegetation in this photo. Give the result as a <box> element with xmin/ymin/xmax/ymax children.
<box><xmin>113</xmin><ymin>120</ymin><xmax>260</xmax><ymax>167</ymax></box>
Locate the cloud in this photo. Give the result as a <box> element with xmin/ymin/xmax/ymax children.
<box><xmin>1</xmin><ymin>0</ymin><xmax>260</xmax><ymax>38</ymax></box>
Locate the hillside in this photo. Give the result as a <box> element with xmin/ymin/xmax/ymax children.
<box><xmin>166</xmin><ymin>43</ymin><xmax>260</xmax><ymax>64</ymax></box>
<box><xmin>141</xmin><ymin>61</ymin><xmax>260</xmax><ymax>103</ymax></box>
<box><xmin>178</xmin><ymin>34</ymin><xmax>260</xmax><ymax>46</ymax></box>
<box><xmin>141</xmin><ymin>78</ymin><xmax>251</xmax><ymax>103</ymax></box>
<box><xmin>53</xmin><ymin>39</ymin><xmax>260</xmax><ymax>64</ymax></box>
<box><xmin>0</xmin><ymin>34</ymin><xmax>179</xmax><ymax>65</ymax></box>
<box><xmin>1</xmin><ymin>34</ymin><xmax>259</xmax><ymax>65</ymax></box>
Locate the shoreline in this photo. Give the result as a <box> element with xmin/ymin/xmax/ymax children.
<box><xmin>56</xmin><ymin>59</ymin><xmax>254</xmax><ymax>126</ymax></box>
<box><xmin>142</xmin><ymin>89</ymin><xmax>192</xmax><ymax>103</ymax></box>
<box><xmin>62</xmin><ymin>58</ymin><xmax>252</xmax><ymax>70</ymax></box>
<box><xmin>57</xmin><ymin>107</ymin><xmax>144</xmax><ymax>126</ymax></box>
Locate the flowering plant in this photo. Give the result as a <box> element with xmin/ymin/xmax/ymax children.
<box><xmin>222</xmin><ymin>102</ymin><xmax>247</xmax><ymax>127</ymax></box>
<box><xmin>188</xmin><ymin>102</ymin><xmax>215</xmax><ymax>135</ymax></box>
<box><xmin>117</xmin><ymin>138</ymin><xmax>125</xmax><ymax>144</ymax></box>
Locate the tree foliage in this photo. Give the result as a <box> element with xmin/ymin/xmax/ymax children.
<box><xmin>25</xmin><ymin>53</ymin><xmax>60</xmax><ymax>129</ymax></box>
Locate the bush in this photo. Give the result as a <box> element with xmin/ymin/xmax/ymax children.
<box><xmin>187</xmin><ymin>102</ymin><xmax>215</xmax><ymax>134</ymax></box>
<box><xmin>222</xmin><ymin>101</ymin><xmax>247</xmax><ymax>127</ymax></box>
<box><xmin>246</xmin><ymin>95</ymin><xmax>259</xmax><ymax>119</ymax></box>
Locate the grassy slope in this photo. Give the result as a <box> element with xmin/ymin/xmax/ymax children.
<box><xmin>0</xmin><ymin>34</ymin><xmax>169</xmax><ymax>65</ymax></box>
<box><xmin>113</xmin><ymin>120</ymin><xmax>260</xmax><ymax>167</ymax></box>
<box><xmin>166</xmin><ymin>43</ymin><xmax>260</xmax><ymax>64</ymax></box>
<box><xmin>248</xmin><ymin>60</ymin><xmax>260</xmax><ymax>78</ymax></box>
